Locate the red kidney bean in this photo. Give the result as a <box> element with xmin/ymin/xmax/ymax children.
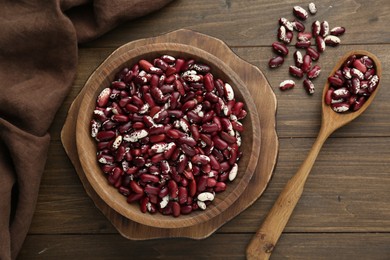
<box><xmin>297</xmin><ymin>32</ymin><xmax>312</xmax><ymax>41</ymax></box>
<box><xmin>292</xmin><ymin>20</ymin><xmax>305</xmax><ymax>32</ymax></box>
<box><xmin>316</xmin><ymin>36</ymin><xmax>326</xmax><ymax>52</ymax></box>
<box><xmin>303</xmin><ymin>79</ymin><xmax>315</xmax><ymax>95</ymax></box>
<box><xmin>320</xmin><ymin>21</ymin><xmax>330</xmax><ymax>37</ymax></box>
<box><xmin>289</xmin><ymin>65</ymin><xmax>304</xmax><ymax>78</ymax></box>
<box><xmin>301</xmin><ymin>54</ymin><xmax>312</xmax><ymax>73</ymax></box>
<box><xmin>294</xmin><ymin>50</ymin><xmax>303</xmax><ymax>67</ymax></box>
<box><xmin>306</xmin><ymin>47</ymin><xmax>320</xmax><ymax>61</ymax></box>
<box><xmin>353</xmin><ymin>59</ymin><xmax>367</xmax><ymax>73</ymax></box>
<box><xmin>324</xmin><ymin>35</ymin><xmax>341</xmax><ymax>46</ymax></box>
<box><xmin>295</xmin><ymin>40</ymin><xmax>311</xmax><ymax>49</ymax></box>
<box><xmin>331</xmin><ymin>102</ymin><xmax>350</xmax><ymax>112</ymax></box>
<box><xmin>269</xmin><ymin>56</ymin><xmax>284</xmax><ymax>68</ymax></box>
<box><xmin>96</xmin><ymin>130</ymin><xmax>116</xmax><ymax>141</ymax></box>
<box><xmin>325</xmin><ymin>89</ymin><xmax>334</xmax><ymax>105</ymax></box>
<box><xmin>97</xmin><ymin>88</ymin><xmax>111</xmax><ymax>107</ymax></box>
<box><xmin>330</xmin><ymin>26</ymin><xmax>345</xmax><ymax>36</ymax></box>
<box><xmin>278</xmin><ymin>26</ymin><xmax>293</xmax><ymax>44</ymax></box>
<box><xmin>197</xmin><ymin>175</ymin><xmax>208</xmax><ymax>192</ymax></box>
<box><xmin>214</xmin><ymin>182</ymin><xmax>227</xmax><ymax>192</ymax></box>
<box><xmin>272</xmin><ymin>42</ymin><xmax>289</xmax><ymax>56</ymax></box>
<box><xmin>127</xmin><ymin>193</ymin><xmax>144</xmax><ymax>203</ymax></box>
<box><xmin>279</xmin><ymin>80</ymin><xmax>295</xmax><ymax>91</ymax></box>
<box><xmin>279</xmin><ymin>17</ymin><xmax>294</xmax><ymax>31</ymax></box>
<box><xmin>312</xmin><ymin>20</ymin><xmax>320</xmax><ymax>37</ymax></box>
<box><xmin>328</xmin><ymin>76</ymin><xmax>344</xmax><ymax>87</ymax></box>
<box><xmin>307</xmin><ymin>65</ymin><xmax>321</xmax><ymax>79</ymax></box>
<box><xmin>293</xmin><ymin>6</ymin><xmax>308</xmax><ymax>20</ymax></box>
<box><xmin>361</xmin><ymin>56</ymin><xmax>374</xmax><ymax>69</ymax></box>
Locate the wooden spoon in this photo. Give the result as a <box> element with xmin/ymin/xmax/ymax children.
<box><xmin>246</xmin><ymin>50</ymin><xmax>382</xmax><ymax>260</ymax></box>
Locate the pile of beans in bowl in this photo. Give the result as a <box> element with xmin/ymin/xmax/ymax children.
<box><xmin>90</xmin><ymin>55</ymin><xmax>247</xmax><ymax>217</ymax></box>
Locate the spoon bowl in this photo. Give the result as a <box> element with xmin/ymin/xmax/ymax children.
<box><xmin>247</xmin><ymin>50</ymin><xmax>382</xmax><ymax>260</ymax></box>
<box><xmin>321</xmin><ymin>50</ymin><xmax>382</xmax><ymax>134</ymax></box>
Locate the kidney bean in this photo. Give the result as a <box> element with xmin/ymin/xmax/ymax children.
<box><xmin>295</xmin><ymin>40</ymin><xmax>311</xmax><ymax>49</ymax></box>
<box><xmin>324</xmin><ymin>35</ymin><xmax>341</xmax><ymax>46</ymax></box>
<box><xmin>330</xmin><ymin>26</ymin><xmax>346</xmax><ymax>36</ymax></box>
<box><xmin>279</xmin><ymin>17</ymin><xmax>294</xmax><ymax>31</ymax></box>
<box><xmin>96</xmin><ymin>130</ymin><xmax>116</xmax><ymax>142</ymax></box>
<box><xmin>307</xmin><ymin>65</ymin><xmax>321</xmax><ymax>79</ymax></box>
<box><xmin>293</xmin><ymin>6</ymin><xmax>308</xmax><ymax>20</ymax></box>
<box><xmin>320</xmin><ymin>21</ymin><xmax>330</xmax><ymax>37</ymax></box>
<box><xmin>297</xmin><ymin>32</ymin><xmax>312</xmax><ymax>41</ymax></box>
<box><xmin>312</xmin><ymin>20</ymin><xmax>320</xmax><ymax>37</ymax></box>
<box><xmin>279</xmin><ymin>80</ymin><xmax>295</xmax><ymax>91</ymax></box>
<box><xmin>292</xmin><ymin>20</ymin><xmax>305</xmax><ymax>32</ymax></box>
<box><xmin>303</xmin><ymin>79</ymin><xmax>315</xmax><ymax>95</ymax></box>
<box><xmin>294</xmin><ymin>50</ymin><xmax>303</xmax><ymax>68</ymax></box>
<box><xmin>268</xmin><ymin>56</ymin><xmax>284</xmax><ymax>68</ymax></box>
<box><xmin>301</xmin><ymin>54</ymin><xmax>312</xmax><ymax>73</ymax></box>
<box><xmin>306</xmin><ymin>47</ymin><xmax>320</xmax><ymax>61</ymax></box>
<box><xmin>308</xmin><ymin>3</ymin><xmax>317</xmax><ymax>14</ymax></box>
<box><xmin>272</xmin><ymin>42</ymin><xmax>289</xmax><ymax>56</ymax></box>
<box><xmin>278</xmin><ymin>26</ymin><xmax>293</xmax><ymax>44</ymax></box>
<box><xmin>316</xmin><ymin>36</ymin><xmax>326</xmax><ymax>52</ymax></box>
<box><xmin>289</xmin><ymin>65</ymin><xmax>304</xmax><ymax>78</ymax></box>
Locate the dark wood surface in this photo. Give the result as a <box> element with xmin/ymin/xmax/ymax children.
<box><xmin>19</xmin><ymin>0</ymin><xmax>390</xmax><ymax>259</ymax></box>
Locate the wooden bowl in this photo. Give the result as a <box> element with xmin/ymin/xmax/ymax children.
<box><xmin>76</xmin><ymin>42</ymin><xmax>261</xmax><ymax>228</ymax></box>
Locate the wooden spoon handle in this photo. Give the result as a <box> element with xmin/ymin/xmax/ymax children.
<box><xmin>246</xmin><ymin>127</ymin><xmax>330</xmax><ymax>260</ymax></box>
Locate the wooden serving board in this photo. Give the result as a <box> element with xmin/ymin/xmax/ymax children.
<box><xmin>61</xmin><ymin>29</ymin><xmax>278</xmax><ymax>239</ymax></box>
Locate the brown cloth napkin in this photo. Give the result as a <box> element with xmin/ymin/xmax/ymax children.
<box><xmin>0</xmin><ymin>0</ymin><xmax>173</xmax><ymax>259</ymax></box>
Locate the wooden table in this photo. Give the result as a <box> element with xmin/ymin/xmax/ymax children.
<box><xmin>19</xmin><ymin>1</ymin><xmax>390</xmax><ymax>259</ymax></box>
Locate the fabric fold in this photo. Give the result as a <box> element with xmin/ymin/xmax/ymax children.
<box><xmin>0</xmin><ymin>0</ymin><xmax>173</xmax><ymax>259</ymax></box>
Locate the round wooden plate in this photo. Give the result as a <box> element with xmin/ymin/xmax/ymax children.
<box><xmin>61</xmin><ymin>29</ymin><xmax>278</xmax><ymax>239</ymax></box>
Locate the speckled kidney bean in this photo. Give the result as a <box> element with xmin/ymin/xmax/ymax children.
<box><xmin>330</xmin><ymin>27</ymin><xmax>345</xmax><ymax>36</ymax></box>
<box><xmin>289</xmin><ymin>65</ymin><xmax>304</xmax><ymax>78</ymax></box>
<box><xmin>279</xmin><ymin>17</ymin><xmax>294</xmax><ymax>31</ymax></box>
<box><xmin>91</xmin><ymin>55</ymin><xmax>247</xmax><ymax>217</ymax></box>
<box><xmin>279</xmin><ymin>80</ymin><xmax>295</xmax><ymax>90</ymax></box>
<box><xmin>292</xmin><ymin>20</ymin><xmax>305</xmax><ymax>32</ymax></box>
<box><xmin>324</xmin><ymin>35</ymin><xmax>341</xmax><ymax>46</ymax></box>
<box><xmin>294</xmin><ymin>50</ymin><xmax>303</xmax><ymax>67</ymax></box>
<box><xmin>303</xmin><ymin>79</ymin><xmax>315</xmax><ymax>94</ymax></box>
<box><xmin>326</xmin><ymin>54</ymin><xmax>380</xmax><ymax>112</ymax></box>
<box><xmin>272</xmin><ymin>42</ymin><xmax>289</xmax><ymax>56</ymax></box>
<box><xmin>293</xmin><ymin>6</ymin><xmax>308</xmax><ymax>20</ymax></box>
<box><xmin>312</xmin><ymin>20</ymin><xmax>321</xmax><ymax>37</ymax></box>
<box><xmin>278</xmin><ymin>26</ymin><xmax>293</xmax><ymax>44</ymax></box>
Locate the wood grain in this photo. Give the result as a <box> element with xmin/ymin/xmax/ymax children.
<box><xmin>81</xmin><ymin>0</ymin><xmax>390</xmax><ymax>48</ymax></box>
<box><xmin>24</xmin><ymin>0</ymin><xmax>390</xmax><ymax>258</ymax></box>
<box><xmin>19</xmin><ymin>234</ymin><xmax>390</xmax><ymax>259</ymax></box>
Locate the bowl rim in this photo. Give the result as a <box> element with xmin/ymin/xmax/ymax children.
<box><xmin>76</xmin><ymin>42</ymin><xmax>261</xmax><ymax>228</ymax></box>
